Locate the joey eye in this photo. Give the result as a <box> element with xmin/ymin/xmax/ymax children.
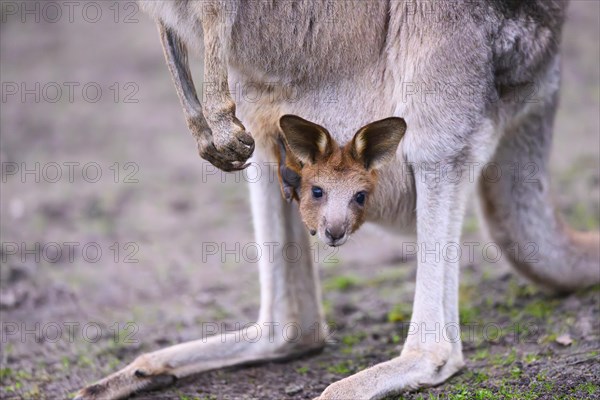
<box><xmin>312</xmin><ymin>186</ymin><xmax>323</xmax><ymax>199</ymax></box>
<box><xmin>355</xmin><ymin>191</ymin><xmax>367</xmax><ymax>206</ymax></box>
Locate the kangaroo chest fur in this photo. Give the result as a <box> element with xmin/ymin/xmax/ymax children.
<box><xmin>229</xmin><ymin>1</ymin><xmax>389</xmax><ymax>83</ymax></box>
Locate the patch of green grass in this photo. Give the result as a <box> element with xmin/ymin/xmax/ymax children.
<box><xmin>0</xmin><ymin>367</ymin><xmax>12</xmax><ymax>381</ymax></box>
<box><xmin>341</xmin><ymin>335</ymin><xmax>366</xmax><ymax>354</ymax></box>
<box><xmin>574</xmin><ymin>382</ymin><xmax>598</xmax><ymax>395</ymax></box>
<box><xmin>482</xmin><ymin>294</ymin><xmax>494</xmax><ymax>308</ymax></box>
<box><xmin>4</xmin><ymin>381</ymin><xmax>22</xmax><ymax>393</ymax></box>
<box><xmin>178</xmin><ymin>393</ymin><xmax>203</xmax><ymax>400</ymax></box>
<box><xmin>510</xmin><ymin>366</ymin><xmax>522</xmax><ymax>379</ymax></box>
<box><xmin>415</xmin><ymin>378</ymin><xmax>577</xmax><ymax>400</ymax></box>
<box><xmin>77</xmin><ymin>354</ymin><xmax>93</xmax><ymax>368</ymax></box>
<box><xmin>60</xmin><ymin>356</ymin><xmax>71</xmax><ymax>370</ymax></box>
<box><xmin>541</xmin><ymin>332</ymin><xmax>558</xmax><ymax>344</ymax></box>
<box><xmin>324</xmin><ymin>275</ymin><xmax>360</xmax><ymax>291</ymax></box>
<box><xmin>473</xmin><ymin>348</ymin><xmax>490</xmax><ymax>361</ymax></box>
<box><xmin>387</xmin><ymin>303</ymin><xmax>412</xmax><ymax>323</ymax></box>
<box><xmin>459</xmin><ymin>304</ymin><xmax>481</xmax><ymax>324</ymax></box>
<box><xmin>23</xmin><ymin>386</ymin><xmax>40</xmax><ymax>398</ymax></box>
<box><xmin>504</xmin><ymin>280</ymin><xmax>538</xmax><ymax>308</ymax></box>
<box><xmin>437</xmin><ymin>384</ymin><xmax>522</xmax><ymax>400</ymax></box>
<box><xmin>473</xmin><ymin>371</ymin><xmax>489</xmax><ymax>384</ymax></box>
<box><xmin>107</xmin><ymin>356</ymin><xmax>121</xmax><ymax>370</ymax></box>
<box><xmin>296</xmin><ymin>366</ymin><xmax>309</xmax><ymax>375</ymax></box>
<box><xmin>497</xmin><ymin>383</ymin><xmax>524</xmax><ymax>400</ymax></box>
<box><xmin>462</xmin><ymin>370</ymin><xmax>490</xmax><ymax>385</ymax></box>
<box><xmin>341</xmin><ymin>332</ymin><xmax>366</xmax><ymax>347</ymax></box>
<box><xmin>504</xmin><ymin>349</ymin><xmax>517</xmax><ymax>365</ymax></box>
<box><xmin>522</xmin><ymin>299</ymin><xmax>556</xmax><ymax>319</ymax></box>
<box><xmin>492</xmin><ymin>349</ymin><xmax>517</xmax><ymax>366</ymax></box>
<box><xmin>327</xmin><ymin>360</ymin><xmax>353</xmax><ymax>375</ymax></box>
<box><xmin>473</xmin><ymin>388</ymin><xmax>494</xmax><ymax>400</ymax></box>
<box><xmin>322</xmin><ymin>298</ymin><xmax>333</xmax><ymax>317</ymax></box>
<box><xmin>535</xmin><ymin>370</ymin><xmax>547</xmax><ymax>381</ymax></box>
<box><xmin>445</xmin><ymin>384</ymin><xmax>470</xmax><ymax>400</ymax></box>
<box><xmin>15</xmin><ymin>370</ymin><xmax>32</xmax><ymax>380</ymax></box>
<box><xmin>542</xmin><ymin>380</ymin><xmax>555</xmax><ymax>391</ymax></box>
<box><xmin>523</xmin><ymin>353</ymin><xmax>538</xmax><ymax>364</ymax></box>
<box><xmin>533</xmin><ymin>371</ymin><xmax>555</xmax><ymax>392</ymax></box>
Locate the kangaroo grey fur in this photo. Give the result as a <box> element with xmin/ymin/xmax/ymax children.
<box><xmin>76</xmin><ymin>1</ymin><xmax>599</xmax><ymax>399</ymax></box>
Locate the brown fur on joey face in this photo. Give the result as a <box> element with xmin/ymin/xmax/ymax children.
<box><xmin>279</xmin><ymin>115</ymin><xmax>406</xmax><ymax>247</ymax></box>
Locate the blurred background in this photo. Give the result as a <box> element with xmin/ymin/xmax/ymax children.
<box><xmin>1</xmin><ymin>1</ymin><xmax>598</xmax><ymax>399</ymax></box>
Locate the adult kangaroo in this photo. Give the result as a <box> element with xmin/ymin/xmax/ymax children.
<box><xmin>76</xmin><ymin>1</ymin><xmax>599</xmax><ymax>399</ymax></box>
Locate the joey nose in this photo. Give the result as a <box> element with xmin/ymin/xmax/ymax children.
<box><xmin>325</xmin><ymin>227</ymin><xmax>345</xmax><ymax>242</ymax></box>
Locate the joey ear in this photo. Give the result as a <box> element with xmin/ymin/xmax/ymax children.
<box><xmin>277</xmin><ymin>136</ymin><xmax>302</xmax><ymax>203</ymax></box>
<box><xmin>350</xmin><ymin>117</ymin><xmax>407</xmax><ymax>170</ymax></box>
<box><xmin>279</xmin><ymin>114</ymin><xmax>333</xmax><ymax>165</ymax></box>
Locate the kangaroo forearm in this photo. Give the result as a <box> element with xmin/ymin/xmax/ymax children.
<box><xmin>158</xmin><ymin>20</ymin><xmax>209</xmax><ymax>138</ymax></box>
<box><xmin>156</xmin><ymin>11</ymin><xmax>254</xmax><ymax>172</ymax></box>
<box><xmin>199</xmin><ymin>3</ymin><xmax>245</xmax><ymax>149</ymax></box>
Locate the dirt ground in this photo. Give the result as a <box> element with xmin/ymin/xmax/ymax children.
<box><xmin>1</xmin><ymin>1</ymin><xmax>599</xmax><ymax>399</ymax></box>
